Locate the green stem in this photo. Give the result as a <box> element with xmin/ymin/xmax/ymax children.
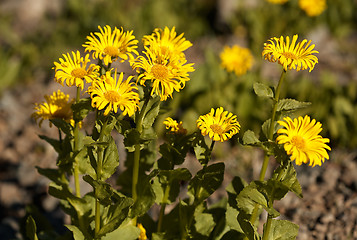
<box><xmin>73</xmin><ymin>86</ymin><xmax>81</xmax><ymax>198</ymax></box>
<box><xmin>157</xmin><ymin>184</ymin><xmax>171</xmax><ymax>232</ymax></box>
<box><xmin>132</xmin><ymin>96</ymin><xmax>151</xmax><ymax>226</ymax></box>
<box><xmin>245</xmin><ymin>69</ymin><xmax>286</xmax><ymax>240</ymax></box>
<box><xmin>94</xmin><ymin>117</ymin><xmax>108</xmax><ymax>238</ymax></box>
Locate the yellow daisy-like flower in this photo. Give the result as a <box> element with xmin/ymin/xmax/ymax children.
<box><xmin>89</xmin><ymin>69</ymin><xmax>139</xmax><ymax>116</ymax></box>
<box><xmin>163</xmin><ymin>117</ymin><xmax>187</xmax><ymax>135</ymax></box>
<box><xmin>32</xmin><ymin>90</ymin><xmax>75</xmax><ymax>127</ymax></box>
<box><xmin>266</xmin><ymin>0</ymin><xmax>288</xmax><ymax>4</ymax></box>
<box><xmin>131</xmin><ymin>47</ymin><xmax>194</xmax><ymax>101</ymax></box>
<box><xmin>196</xmin><ymin>107</ymin><xmax>241</xmax><ymax>142</ymax></box>
<box><xmin>220</xmin><ymin>45</ymin><xmax>254</xmax><ymax>76</ymax></box>
<box><xmin>299</xmin><ymin>0</ymin><xmax>326</xmax><ymax>17</ymax></box>
<box><xmin>54</xmin><ymin>51</ymin><xmax>99</xmax><ymax>90</ymax></box>
<box><xmin>137</xmin><ymin>223</ymin><xmax>147</xmax><ymax>240</ymax></box>
<box><xmin>83</xmin><ymin>25</ymin><xmax>139</xmax><ymax>65</ymax></box>
<box><xmin>142</xmin><ymin>26</ymin><xmax>192</xmax><ymax>60</ymax></box>
<box><xmin>262</xmin><ymin>34</ymin><xmax>319</xmax><ymax>72</ymax></box>
<box><xmin>277</xmin><ymin>115</ymin><xmax>331</xmax><ymax>167</ymax></box>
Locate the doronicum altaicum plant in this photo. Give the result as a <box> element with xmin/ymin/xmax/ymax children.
<box><xmin>29</xmin><ymin>25</ymin><xmax>330</xmax><ymax>240</ymax></box>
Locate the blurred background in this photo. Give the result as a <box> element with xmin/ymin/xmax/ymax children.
<box><xmin>0</xmin><ymin>0</ymin><xmax>356</xmax><ymax>239</ymax></box>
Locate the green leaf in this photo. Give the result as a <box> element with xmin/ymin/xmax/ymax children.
<box><xmin>102</xmin><ymin>224</ymin><xmax>140</xmax><ymax>240</ymax></box>
<box><xmin>237</xmin><ymin>212</ymin><xmax>261</xmax><ymax>240</ymax></box>
<box><xmin>253</xmin><ymin>82</ymin><xmax>273</xmax><ymax>98</ymax></box>
<box><xmin>50</xmin><ymin>118</ymin><xmax>72</xmax><ymax>135</ymax></box>
<box><xmin>72</xmin><ymin>97</ymin><xmax>93</xmax><ymax>122</ymax></box>
<box><xmin>226</xmin><ymin>205</ymin><xmax>243</xmax><ymax>233</ymax></box>
<box><xmin>277</xmin><ymin>98</ymin><xmax>311</xmax><ymax>112</ymax></box>
<box><xmin>271</xmin><ymin>162</ymin><xmax>303</xmax><ymax>198</ymax></box>
<box><xmin>142</xmin><ymin>96</ymin><xmax>161</xmax><ymax>129</ymax></box>
<box><xmin>194</xmin><ymin>212</ymin><xmax>215</xmax><ymax>237</ymax></box>
<box><xmin>26</xmin><ymin>216</ymin><xmax>39</xmax><ymax>240</ymax></box>
<box><xmin>101</xmin><ymin>136</ymin><xmax>120</xmax><ymax>180</ymax></box>
<box><xmin>153</xmin><ymin>168</ymin><xmax>192</xmax><ymax>204</ymax></box>
<box><xmin>38</xmin><ymin>135</ymin><xmax>61</xmax><ymax>153</ymax></box>
<box><xmin>188</xmin><ymin>163</ymin><xmax>225</xmax><ymax>204</ymax></box>
<box><xmin>66</xmin><ymin>225</ymin><xmax>85</xmax><ymax>240</ymax></box>
<box><xmin>130</xmin><ymin>172</ymin><xmax>157</xmax><ymax>217</ymax></box>
<box><xmin>236</xmin><ymin>181</ymin><xmax>280</xmax><ymax>218</ymax></box>
<box><xmin>193</xmin><ymin>133</ymin><xmax>210</xmax><ymax>166</ymax></box>
<box><xmin>36</xmin><ymin>167</ymin><xmax>68</xmax><ymax>186</ymax></box>
<box><xmin>264</xmin><ymin>219</ymin><xmax>299</xmax><ymax>240</ymax></box>
<box><xmin>242</xmin><ymin>130</ymin><xmax>261</xmax><ymax>145</ymax></box>
<box><xmin>83</xmin><ymin>175</ymin><xmax>113</xmax><ymax>205</ymax></box>
<box><xmin>124</xmin><ymin>129</ymin><xmax>141</xmax><ymax>152</ymax></box>
<box><xmin>99</xmin><ymin>194</ymin><xmax>133</xmax><ymax>236</ymax></box>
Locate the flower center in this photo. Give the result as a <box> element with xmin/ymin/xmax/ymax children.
<box><xmin>104</xmin><ymin>90</ymin><xmax>122</xmax><ymax>102</ymax></box>
<box><xmin>104</xmin><ymin>46</ymin><xmax>120</xmax><ymax>57</ymax></box>
<box><xmin>71</xmin><ymin>68</ymin><xmax>87</xmax><ymax>78</ymax></box>
<box><xmin>151</xmin><ymin>64</ymin><xmax>169</xmax><ymax>80</ymax></box>
<box><xmin>291</xmin><ymin>136</ymin><xmax>305</xmax><ymax>149</ymax></box>
<box><xmin>282</xmin><ymin>52</ymin><xmax>298</xmax><ymax>60</ymax></box>
<box><xmin>210</xmin><ymin>124</ymin><xmax>225</xmax><ymax>135</ymax></box>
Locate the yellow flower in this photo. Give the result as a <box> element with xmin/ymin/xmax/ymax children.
<box><xmin>89</xmin><ymin>69</ymin><xmax>139</xmax><ymax>116</ymax></box>
<box><xmin>131</xmin><ymin>47</ymin><xmax>194</xmax><ymax>101</ymax></box>
<box><xmin>163</xmin><ymin>117</ymin><xmax>187</xmax><ymax>135</ymax></box>
<box><xmin>137</xmin><ymin>223</ymin><xmax>147</xmax><ymax>240</ymax></box>
<box><xmin>220</xmin><ymin>45</ymin><xmax>254</xmax><ymax>76</ymax></box>
<box><xmin>142</xmin><ymin>26</ymin><xmax>192</xmax><ymax>60</ymax></box>
<box><xmin>266</xmin><ymin>0</ymin><xmax>288</xmax><ymax>4</ymax></box>
<box><xmin>83</xmin><ymin>25</ymin><xmax>139</xmax><ymax>65</ymax></box>
<box><xmin>277</xmin><ymin>115</ymin><xmax>331</xmax><ymax>167</ymax></box>
<box><xmin>32</xmin><ymin>90</ymin><xmax>75</xmax><ymax>127</ymax></box>
<box><xmin>54</xmin><ymin>51</ymin><xmax>99</xmax><ymax>90</ymax></box>
<box><xmin>299</xmin><ymin>0</ymin><xmax>326</xmax><ymax>17</ymax></box>
<box><xmin>262</xmin><ymin>34</ymin><xmax>319</xmax><ymax>72</ymax></box>
<box><xmin>197</xmin><ymin>107</ymin><xmax>241</xmax><ymax>142</ymax></box>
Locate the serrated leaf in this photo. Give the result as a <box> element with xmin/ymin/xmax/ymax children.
<box><xmin>264</xmin><ymin>219</ymin><xmax>299</xmax><ymax>240</ymax></box>
<box><xmin>242</xmin><ymin>130</ymin><xmax>261</xmax><ymax>145</ymax></box>
<box><xmin>277</xmin><ymin>98</ymin><xmax>311</xmax><ymax>112</ymax></box>
<box><xmin>26</xmin><ymin>216</ymin><xmax>39</xmax><ymax>240</ymax></box>
<box><xmin>253</xmin><ymin>82</ymin><xmax>274</xmax><ymax>98</ymax></box>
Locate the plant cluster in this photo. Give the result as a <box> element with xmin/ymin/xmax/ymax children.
<box><xmin>30</xmin><ymin>25</ymin><xmax>330</xmax><ymax>240</ymax></box>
